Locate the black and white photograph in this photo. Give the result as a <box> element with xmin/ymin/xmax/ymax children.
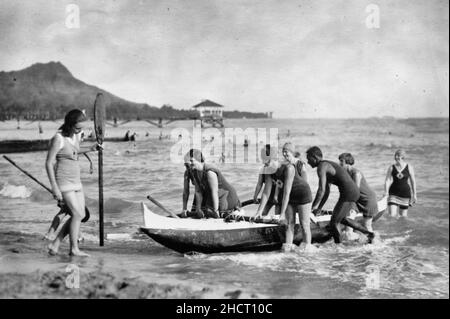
<box><xmin>0</xmin><ymin>0</ymin><xmax>448</xmax><ymax>302</ymax></box>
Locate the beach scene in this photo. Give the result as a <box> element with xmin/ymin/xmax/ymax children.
<box><xmin>0</xmin><ymin>0</ymin><xmax>449</xmax><ymax>300</ymax></box>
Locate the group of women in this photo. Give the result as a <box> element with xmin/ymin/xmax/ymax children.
<box><xmin>45</xmin><ymin>108</ymin><xmax>417</xmax><ymax>256</ymax></box>
<box><xmin>182</xmin><ymin>143</ymin><xmax>417</xmax><ymax>252</ymax></box>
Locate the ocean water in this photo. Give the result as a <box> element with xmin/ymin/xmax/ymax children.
<box><xmin>0</xmin><ymin>117</ymin><xmax>448</xmax><ymax>298</ymax></box>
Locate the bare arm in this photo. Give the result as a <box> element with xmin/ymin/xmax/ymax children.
<box><xmin>317</xmin><ymin>184</ymin><xmax>330</xmax><ymax>210</ymax></box>
<box><xmin>194</xmin><ymin>184</ymin><xmax>203</xmax><ymax>213</ymax></box>
<box><xmin>207</xmin><ymin>171</ymin><xmax>219</xmax><ymax>213</ymax></box>
<box><xmin>76</xmin><ymin>132</ymin><xmax>100</xmax><ymax>154</ymax></box>
<box><xmin>253</xmin><ymin>174</ymin><xmax>264</xmax><ymax>202</ymax></box>
<box><xmin>182</xmin><ymin>170</ymin><xmax>190</xmax><ymax>211</ymax></box>
<box><xmin>300</xmin><ymin>162</ymin><xmax>308</xmax><ymax>183</ymax></box>
<box><xmin>384</xmin><ymin>165</ymin><xmax>393</xmax><ymax>195</ymax></box>
<box><xmin>408</xmin><ymin>164</ymin><xmax>417</xmax><ymax>204</ymax></box>
<box><xmin>279</xmin><ymin>165</ymin><xmax>295</xmax><ymax>219</ymax></box>
<box><xmin>353</xmin><ymin>170</ymin><xmax>362</xmax><ymax>188</ymax></box>
<box><xmin>45</xmin><ymin>135</ymin><xmax>63</xmax><ymax>202</ymax></box>
<box><xmin>312</xmin><ymin>162</ymin><xmax>329</xmax><ymax>211</ymax></box>
<box><xmin>254</xmin><ymin>176</ymin><xmax>273</xmax><ymax>218</ymax></box>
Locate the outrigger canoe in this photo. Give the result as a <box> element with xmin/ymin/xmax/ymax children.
<box><xmin>139</xmin><ymin>197</ymin><xmax>387</xmax><ymax>254</ymax></box>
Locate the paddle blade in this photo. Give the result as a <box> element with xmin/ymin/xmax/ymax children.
<box><xmin>61</xmin><ymin>204</ymin><xmax>90</xmax><ymax>223</ymax></box>
<box><xmin>94</xmin><ymin>93</ymin><xmax>106</xmax><ymax>144</ymax></box>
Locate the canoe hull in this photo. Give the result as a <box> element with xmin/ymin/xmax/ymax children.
<box><xmin>139</xmin><ymin>203</ymin><xmax>334</xmax><ymax>254</ymax></box>
<box><xmin>140</xmin><ymin>225</ymin><xmax>333</xmax><ymax>254</ymax></box>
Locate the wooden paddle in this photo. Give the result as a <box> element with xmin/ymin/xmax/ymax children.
<box><xmin>147</xmin><ymin>195</ymin><xmax>180</xmax><ymax>218</ymax></box>
<box><xmin>3</xmin><ymin>155</ymin><xmax>90</xmax><ymax>222</ymax></box>
<box><xmin>94</xmin><ymin>93</ymin><xmax>106</xmax><ymax>246</ymax></box>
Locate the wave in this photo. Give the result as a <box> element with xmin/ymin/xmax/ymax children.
<box><xmin>0</xmin><ymin>183</ymin><xmax>32</xmax><ymax>199</ymax></box>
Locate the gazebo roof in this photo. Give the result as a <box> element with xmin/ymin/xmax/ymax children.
<box><xmin>192</xmin><ymin>99</ymin><xmax>224</xmax><ymax>108</ymax></box>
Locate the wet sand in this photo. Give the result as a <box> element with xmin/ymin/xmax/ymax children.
<box><xmin>0</xmin><ymin>232</ymin><xmax>260</xmax><ymax>299</ymax></box>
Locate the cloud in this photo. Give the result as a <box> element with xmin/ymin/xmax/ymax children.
<box><xmin>0</xmin><ymin>0</ymin><xmax>448</xmax><ymax>117</ymax></box>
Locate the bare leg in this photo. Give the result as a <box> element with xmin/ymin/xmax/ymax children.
<box><xmin>69</xmin><ymin>190</ymin><xmax>89</xmax><ymax>256</ymax></box>
<box><xmin>298</xmin><ymin>203</ymin><xmax>311</xmax><ymax>245</ymax></box>
<box><xmin>330</xmin><ymin>201</ymin><xmax>347</xmax><ymax>244</ymax></box>
<box><xmin>284</xmin><ymin>205</ymin><xmax>295</xmax><ymax>246</ymax></box>
<box><xmin>44</xmin><ymin>210</ymin><xmax>66</xmax><ymax>240</ymax></box>
<box><xmin>362</xmin><ymin>217</ymin><xmax>373</xmax><ymax>232</ymax></box>
<box><xmin>55</xmin><ymin>190</ymin><xmax>89</xmax><ymax>257</ymax></box>
<box><xmin>261</xmin><ymin>203</ymin><xmax>273</xmax><ymax>217</ymax></box>
<box><xmin>47</xmin><ymin>215</ymin><xmax>71</xmax><ymax>255</ymax></box>
<box><xmin>389</xmin><ymin>204</ymin><xmax>399</xmax><ymax>217</ymax></box>
<box><xmin>399</xmin><ymin>208</ymin><xmax>408</xmax><ymax>217</ymax></box>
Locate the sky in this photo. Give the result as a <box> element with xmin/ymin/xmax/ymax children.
<box><xmin>0</xmin><ymin>0</ymin><xmax>448</xmax><ymax>118</ymax></box>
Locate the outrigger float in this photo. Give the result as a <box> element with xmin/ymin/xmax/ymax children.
<box><xmin>139</xmin><ymin>197</ymin><xmax>387</xmax><ymax>254</ymax></box>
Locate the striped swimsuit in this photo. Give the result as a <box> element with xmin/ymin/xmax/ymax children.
<box><xmin>54</xmin><ymin>133</ymin><xmax>82</xmax><ymax>192</ymax></box>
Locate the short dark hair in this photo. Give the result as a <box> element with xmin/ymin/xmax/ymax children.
<box><xmin>306</xmin><ymin>146</ymin><xmax>322</xmax><ymax>159</ymax></box>
<box><xmin>184</xmin><ymin>149</ymin><xmax>204</xmax><ymax>163</ymax></box>
<box><xmin>59</xmin><ymin>109</ymin><xmax>86</xmax><ymax>136</ymax></box>
<box><xmin>338</xmin><ymin>153</ymin><xmax>354</xmax><ymax>165</ymax></box>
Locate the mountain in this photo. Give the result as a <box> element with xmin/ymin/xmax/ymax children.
<box><xmin>0</xmin><ymin>62</ymin><xmax>268</xmax><ymax>120</ymax></box>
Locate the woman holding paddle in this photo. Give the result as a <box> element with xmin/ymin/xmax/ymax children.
<box><xmin>45</xmin><ymin>109</ymin><xmax>101</xmax><ymax>257</ymax></box>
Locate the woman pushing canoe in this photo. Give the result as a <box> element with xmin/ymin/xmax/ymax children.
<box><xmin>186</xmin><ymin>149</ymin><xmax>241</xmax><ymax>218</ymax></box>
<box><xmin>253</xmin><ymin>143</ymin><xmax>313</xmax><ymax>252</ymax></box>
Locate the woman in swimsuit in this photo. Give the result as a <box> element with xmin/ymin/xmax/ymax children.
<box><xmin>254</xmin><ymin>143</ymin><xmax>313</xmax><ymax>252</ymax></box>
<box><xmin>384</xmin><ymin>149</ymin><xmax>417</xmax><ymax>217</ymax></box>
<box><xmin>46</xmin><ymin>109</ymin><xmax>100</xmax><ymax>256</ymax></box>
<box><xmin>187</xmin><ymin>149</ymin><xmax>240</xmax><ymax>218</ymax></box>
<box><xmin>252</xmin><ymin>144</ymin><xmax>281</xmax><ymax>217</ymax></box>
<box><xmin>339</xmin><ymin>153</ymin><xmax>378</xmax><ymax>232</ymax></box>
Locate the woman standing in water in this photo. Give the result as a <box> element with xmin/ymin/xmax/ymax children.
<box><xmin>46</xmin><ymin>109</ymin><xmax>100</xmax><ymax>256</ymax></box>
<box><xmin>384</xmin><ymin>149</ymin><xmax>417</xmax><ymax>217</ymax></box>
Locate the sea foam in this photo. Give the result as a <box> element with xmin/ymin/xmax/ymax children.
<box><xmin>0</xmin><ymin>183</ymin><xmax>32</xmax><ymax>199</ymax></box>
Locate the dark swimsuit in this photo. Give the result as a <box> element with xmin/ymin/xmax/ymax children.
<box><xmin>268</xmin><ymin>161</ymin><xmax>310</xmax><ymax>206</ymax></box>
<box><xmin>279</xmin><ymin>162</ymin><xmax>312</xmax><ymax>205</ymax></box>
<box><xmin>349</xmin><ymin>170</ymin><xmax>378</xmax><ymax>217</ymax></box>
<box><xmin>323</xmin><ymin>160</ymin><xmax>359</xmax><ymax>202</ymax></box>
<box><xmin>197</xmin><ymin>164</ymin><xmax>240</xmax><ymax>214</ymax></box>
<box><xmin>388</xmin><ymin>164</ymin><xmax>411</xmax><ymax>209</ymax></box>
<box><xmin>320</xmin><ymin>161</ymin><xmax>372</xmax><ymax>243</ymax></box>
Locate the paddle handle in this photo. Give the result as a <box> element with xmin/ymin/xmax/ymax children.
<box><xmin>241</xmin><ymin>199</ymin><xmax>255</xmax><ymax>207</ymax></box>
<box><xmin>147</xmin><ymin>195</ymin><xmax>179</xmax><ymax>218</ymax></box>
<box><xmin>98</xmin><ymin>149</ymin><xmax>104</xmax><ymax>245</ymax></box>
<box><xmin>3</xmin><ymin>155</ymin><xmax>52</xmax><ymax>194</ymax></box>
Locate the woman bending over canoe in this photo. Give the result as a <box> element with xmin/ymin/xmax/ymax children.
<box><xmin>179</xmin><ymin>153</ymin><xmax>203</xmax><ymax>218</ymax></box>
<box><xmin>252</xmin><ymin>144</ymin><xmax>281</xmax><ymax>217</ymax></box>
<box><xmin>339</xmin><ymin>153</ymin><xmax>378</xmax><ymax>233</ymax></box>
<box><xmin>187</xmin><ymin>149</ymin><xmax>241</xmax><ymax>218</ymax></box>
<box><xmin>45</xmin><ymin>109</ymin><xmax>101</xmax><ymax>257</ymax></box>
<box><xmin>253</xmin><ymin>143</ymin><xmax>313</xmax><ymax>252</ymax></box>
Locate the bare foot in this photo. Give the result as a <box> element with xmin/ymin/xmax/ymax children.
<box><xmin>47</xmin><ymin>243</ymin><xmax>58</xmax><ymax>256</ymax></box>
<box><xmin>281</xmin><ymin>243</ymin><xmax>296</xmax><ymax>253</ymax></box>
<box><xmin>69</xmin><ymin>249</ymin><xmax>90</xmax><ymax>257</ymax></box>
<box><xmin>368</xmin><ymin>231</ymin><xmax>381</xmax><ymax>244</ymax></box>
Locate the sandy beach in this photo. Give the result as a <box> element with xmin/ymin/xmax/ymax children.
<box><xmin>0</xmin><ymin>231</ymin><xmax>260</xmax><ymax>299</ymax></box>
